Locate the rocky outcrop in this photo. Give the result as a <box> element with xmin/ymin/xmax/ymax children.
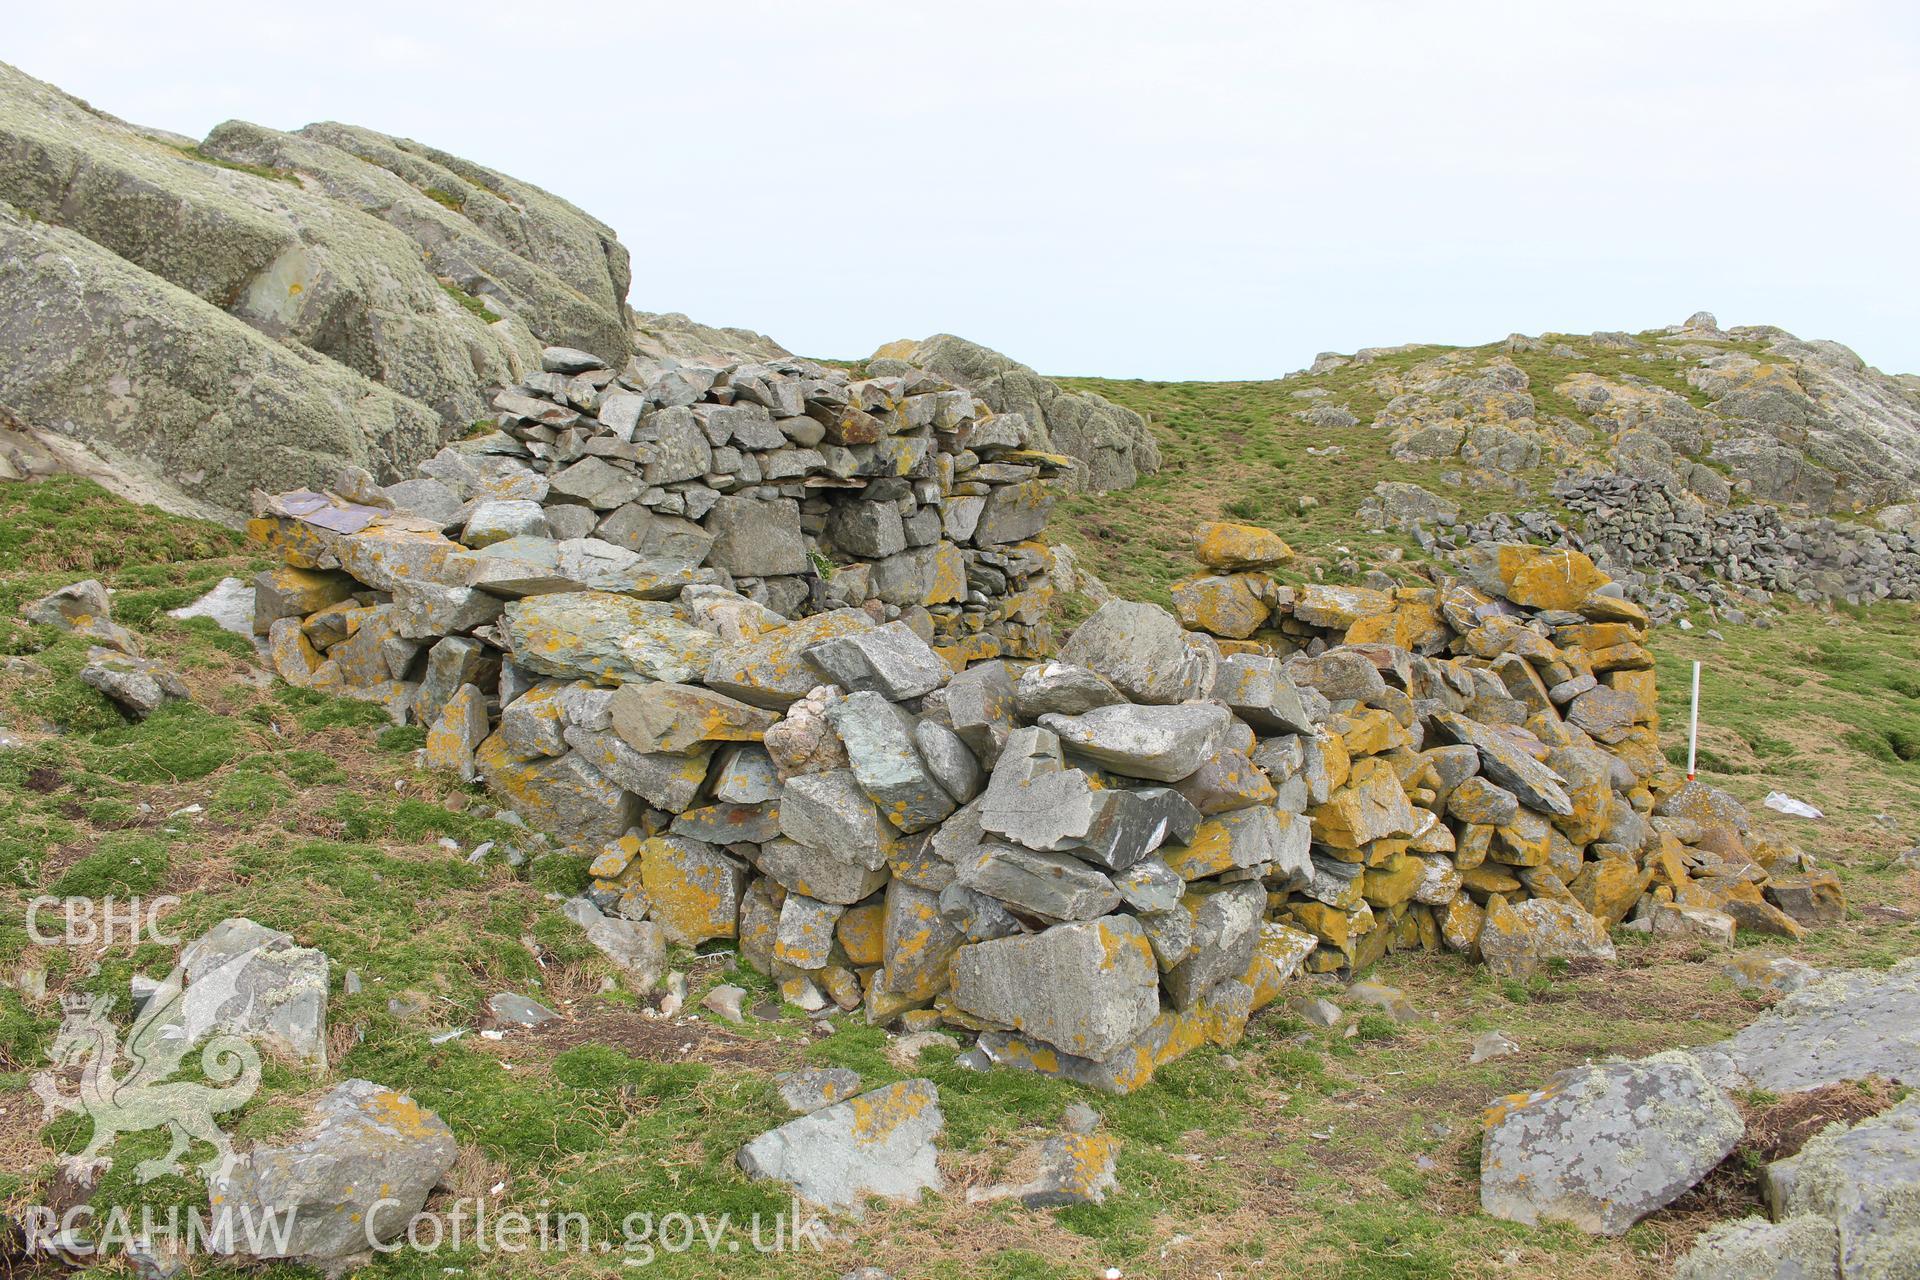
<box><xmin>0</xmin><ymin>205</ymin><xmax>445</xmax><ymax>517</ymax></box>
<box><xmin>630</xmin><ymin>311</ymin><xmax>790</xmax><ymax>373</ymax></box>
<box><xmin>0</xmin><ymin>61</ymin><xmax>630</xmax><ymax>517</ymax></box>
<box><xmin>874</xmin><ymin>335</ymin><xmax>1160</xmax><ymax>492</ymax></box>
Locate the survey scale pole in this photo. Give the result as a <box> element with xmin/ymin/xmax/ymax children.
<box><xmin>1686</xmin><ymin>660</ymin><xmax>1701</xmax><ymax>782</ymax></box>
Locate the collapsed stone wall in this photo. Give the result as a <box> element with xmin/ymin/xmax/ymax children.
<box><xmin>1167</xmin><ymin>533</ymin><xmax>1837</xmax><ymax>986</ymax></box>
<box><xmin>1364</xmin><ymin>474</ymin><xmax>1920</xmax><ymax>619</ymax></box>
<box><xmin>1551</xmin><ymin>473</ymin><xmax>1920</xmax><ymax>607</ymax></box>
<box><xmin>247</xmin><ymin>377</ymin><xmax>1836</xmax><ymax>1095</ymax></box>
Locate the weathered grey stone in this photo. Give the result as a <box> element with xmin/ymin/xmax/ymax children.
<box><xmin>1686</xmin><ymin>957</ymin><xmax>1920</xmax><ymax>1092</ymax></box>
<box><xmin>22</xmin><ymin>578</ymin><xmax>143</xmax><ymax>652</ymax></box>
<box><xmin>711</xmin><ymin>742</ymin><xmax>781</xmax><ymax>804</ymax></box>
<box><xmin>459</xmin><ymin>535</ymin><xmax>715</xmax><ymax>600</ymax></box>
<box><xmin>774</xmin><ymin>1067</ymin><xmax>863</xmax><ymax>1115</ymax></box>
<box><xmin>949</xmin><ymin>916</ymin><xmax>1160</xmax><ymax>1061</ymax></box>
<box><xmin>1040</xmin><ymin>703</ymin><xmax>1229</xmax><ymax>783</ymax></box>
<box><xmin>668</xmin><ymin>801</ymin><xmax>781</xmax><ymax>845</ymax></box>
<box><xmin>957</xmin><ymin>844</ymin><xmax>1121</xmax><ymax>921</ymax></box>
<box><xmin>757</xmin><ymin>837</ymin><xmax>889</xmax><ymax>905</ymax></box>
<box><xmin>207</xmin><ymin>1079</ymin><xmax>457</xmax><ymax>1264</ymax></box>
<box><xmin>179</xmin><ymin>918</ymin><xmax>329</xmax><ymax>1068</ymax></box>
<box><xmin>1075</xmin><ymin>787</ymin><xmax>1205</xmax><ymax>873</ymax></box>
<box><xmin>937</xmin><ymin>883</ymin><xmax>1022</xmax><ymax>941</ymax></box>
<box><xmin>1163</xmin><ymin>880</ymin><xmax>1266</xmax><ymax>1010</ymax></box>
<box><xmin>899</xmin><ymin>334</ymin><xmax>1158</xmax><ymax>491</ymax></box>
<box><xmin>1113</xmin><ymin>857</ymin><xmax>1185</xmax><ymax>913</ymax></box>
<box><xmin>0</xmin><ymin>65</ymin><xmax>577</xmax><ymax>518</ymax></box>
<box><xmin>166</xmin><ymin>577</ymin><xmax>255</xmax><ymax>637</ymax></box>
<box><xmin>594</xmin><ymin>504</ymin><xmax>715</xmax><ymax>567</ymax></box>
<box><xmin>414</xmin><ymin>635</ymin><xmax>486</xmax><ymax>729</ymax></box>
<box><xmin>705</xmin><ymin>611</ymin><xmax>876</xmax><ymax>709</ymax></box>
<box><xmin>1059</xmin><ymin>601</ymin><xmax>1217</xmax><ymax>705</ymax></box>
<box><xmin>562</xmin><ymin>896</ymin><xmax>668</xmax><ymax>989</ymax></box>
<box><xmin>943</xmin><ymin>660</ymin><xmax>1017</xmax><ymax>765</ymax></box>
<box><xmin>638</xmin><ymin>406</ymin><xmax>714</xmax><ymax>486</ymax></box>
<box><xmin>462</xmin><ymin>498</ymin><xmax>551</xmax><ymax>547</ymax></box>
<box><xmin>978</xmin><ymin>728</ymin><xmax>1104</xmax><ymax>852</ymax></box>
<box><xmin>1013</xmin><ymin>661</ymin><xmax>1126</xmax><ymax>720</ymax></box>
<box><xmin>391</xmin><ymin>580</ymin><xmax>505</xmax><ymax>639</ymax></box>
<box><xmin>703</xmin><ymin>494</ymin><xmax>809</xmax><ymax>577</ymax></box>
<box><xmin>562</xmin><ymin>727</ymin><xmax>711</xmax><ymax>813</ymax></box>
<box><xmin>1434</xmin><ymin>712</ymin><xmax>1574</xmax><ymax>816</ymax></box>
<box><xmin>970</xmin><ymin>1132</ymin><xmax>1120</xmax><ymax>1209</ymax></box>
<box><xmin>1478</xmin><ymin>898</ymin><xmax>1617</xmax><ymax>980</ymax></box>
<box><xmin>736</xmin><ymin>1079</ymin><xmax>944</xmax><ymax>1213</ymax></box>
<box><xmin>382</xmin><ymin>477</ymin><xmax>463</xmax><ymax>525</ymax></box>
<box><xmin>476</xmin><ymin>738</ymin><xmax>641</xmax><ymax>849</ymax></box>
<box><xmin>779</xmin><ymin>769</ymin><xmax>897</xmax><ymax>871</ymax></box>
<box><xmin>1480</xmin><ymin>1053</ymin><xmax>1742</xmax><ymax>1235</ymax></box>
<box><xmin>1672</xmin><ymin>1215</ymin><xmax>1842</xmax><ymax>1280</ymax></box>
<box><xmin>828</xmin><ymin>501</ymin><xmax>907</xmax><ymax>558</ymax></box>
<box><xmin>502</xmin><ymin>591</ymin><xmax>717</xmax><ymax>683</ymax></box>
<box><xmin>804</xmin><ymin>621</ymin><xmax>949</xmax><ymax>700</ymax></box>
<box><xmin>1213</xmin><ymin>653</ymin><xmax>1317</xmax><ymax>734</ymax></box>
<box><xmin>913</xmin><ymin>718</ymin><xmax>983</xmax><ymax>805</ymax></box>
<box><xmin>608</xmin><ymin>680</ymin><xmax>778</xmax><ymax>755</ymax></box>
<box><xmin>827</xmin><ymin>692</ymin><xmax>956</xmax><ymax>833</ymax></box>
<box><xmin>774</xmin><ymin>893</ymin><xmax>845</xmax><ymax>970</ymax></box>
<box><xmin>80</xmin><ymin>647</ymin><xmax>189</xmax><ymax>719</ymax></box>
<box><xmin>1764</xmin><ymin>1096</ymin><xmax>1920</xmax><ymax>1279</ymax></box>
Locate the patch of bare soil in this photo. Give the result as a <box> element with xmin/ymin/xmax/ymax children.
<box><xmin>521</xmin><ymin>1009</ymin><xmax>800</xmax><ymax>1072</ymax></box>
<box><xmin>1651</xmin><ymin>1078</ymin><xmax>1899</xmax><ymax>1252</ymax></box>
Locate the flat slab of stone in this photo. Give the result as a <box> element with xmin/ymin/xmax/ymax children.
<box><xmin>1480</xmin><ymin>1053</ymin><xmax>1743</xmax><ymax>1235</ymax></box>
<box><xmin>736</xmin><ymin>1079</ymin><xmax>944</xmax><ymax>1213</ymax></box>
<box><xmin>1687</xmin><ymin>956</ymin><xmax>1920</xmax><ymax>1092</ymax></box>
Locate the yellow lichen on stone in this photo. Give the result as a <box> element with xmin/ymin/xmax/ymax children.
<box><xmin>1192</xmin><ymin>521</ymin><xmax>1291</xmax><ymax>571</ymax></box>
<box><xmin>1494</xmin><ymin>545</ymin><xmax>1610</xmax><ymax>611</ymax></box>
<box><xmin>836</xmin><ymin>902</ymin><xmax>886</xmax><ymax>966</ymax></box>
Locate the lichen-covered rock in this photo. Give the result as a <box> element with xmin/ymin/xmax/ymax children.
<box><xmin>1763</xmin><ymin>1096</ymin><xmax>1920</xmax><ymax>1278</ymax></box>
<box><xmin>736</xmin><ymin>1079</ymin><xmax>944</xmax><ymax>1213</ymax></box>
<box><xmin>1477</xmin><ymin>897</ymin><xmax>1616</xmax><ymax>980</ymax></box>
<box><xmin>208</xmin><ymin>1080</ymin><xmax>458</xmax><ymax>1264</ymax></box>
<box><xmin>502</xmin><ymin>592</ymin><xmax>717</xmax><ymax>684</ymax></box>
<box><xmin>179</xmin><ymin>918</ymin><xmax>330</xmax><ymax>1069</ymax></box>
<box><xmin>890</xmin><ymin>334</ymin><xmax>1159</xmax><ymax>491</ymax></box>
<box><xmin>1058</xmin><ymin>600</ymin><xmax>1217</xmax><ymax>705</ymax></box>
<box><xmin>1192</xmin><ymin>521</ymin><xmax>1292</xmax><ymax>571</ymax></box>
<box><xmin>950</xmin><ymin>916</ymin><xmax>1160</xmax><ymax>1061</ymax></box>
<box><xmin>1672</xmin><ymin>1215</ymin><xmax>1841</xmax><ymax>1280</ymax></box>
<box><xmin>1687</xmin><ymin>957</ymin><xmax>1920</xmax><ymax>1092</ymax></box>
<box><xmin>1480</xmin><ymin>1053</ymin><xmax>1743</xmax><ymax>1235</ymax></box>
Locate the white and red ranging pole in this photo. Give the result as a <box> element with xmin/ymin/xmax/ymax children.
<box><xmin>1686</xmin><ymin>659</ymin><xmax>1702</xmax><ymax>781</ymax></box>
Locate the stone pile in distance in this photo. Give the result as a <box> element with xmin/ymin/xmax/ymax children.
<box><xmin>1168</xmin><ymin>528</ymin><xmax>1844</xmax><ymax>978</ymax></box>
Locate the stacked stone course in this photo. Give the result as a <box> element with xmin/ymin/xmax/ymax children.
<box><xmin>244</xmin><ymin>372</ymin><xmax>1833</xmax><ymax>1091</ymax></box>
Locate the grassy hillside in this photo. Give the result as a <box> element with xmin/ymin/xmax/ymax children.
<box><xmin>1</xmin><ymin>406</ymin><xmax>1916</xmax><ymax>1280</ymax></box>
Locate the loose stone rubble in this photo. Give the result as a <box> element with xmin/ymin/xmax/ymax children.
<box><xmin>250</xmin><ymin>384</ymin><xmax>1841</xmax><ymax>1096</ymax></box>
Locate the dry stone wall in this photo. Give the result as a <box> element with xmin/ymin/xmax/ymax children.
<box><xmin>246</xmin><ymin>399</ymin><xmax>1832</xmax><ymax>1092</ymax></box>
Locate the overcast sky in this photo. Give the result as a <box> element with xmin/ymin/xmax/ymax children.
<box><xmin>11</xmin><ymin>1</ymin><xmax>1917</xmax><ymax>379</ymax></box>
